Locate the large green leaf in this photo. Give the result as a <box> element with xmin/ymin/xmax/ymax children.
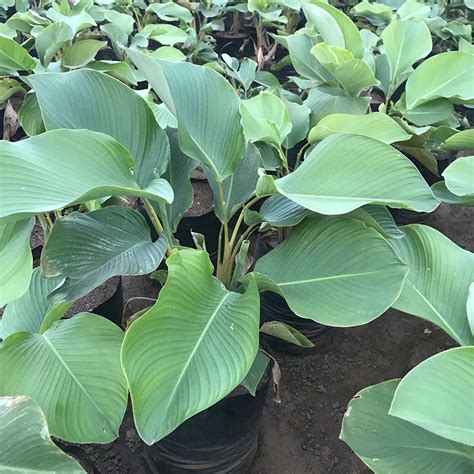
<box><xmin>62</xmin><ymin>39</ymin><xmax>107</xmax><ymax>69</ymax></box>
<box><xmin>441</xmin><ymin>129</ymin><xmax>474</xmax><ymax>151</ymax></box>
<box><xmin>259</xmin><ymin>194</ymin><xmax>311</xmax><ymax>227</ymax></box>
<box><xmin>432</xmin><ymin>181</ymin><xmax>474</xmax><ymax>206</ymax></box>
<box><xmin>17</xmin><ymin>92</ymin><xmax>45</xmax><ymax>136</ymax></box>
<box><xmin>0</xmin><ymin>313</ymin><xmax>127</xmax><ymax>443</ymax></box>
<box><xmin>390</xmin><ymin>347</ymin><xmax>474</xmax><ymax>446</ymax></box>
<box><xmin>35</xmin><ymin>22</ymin><xmax>74</xmax><ymax>67</ymax></box>
<box><xmin>303</xmin><ymin>0</ymin><xmax>364</xmax><ymax>57</ymax></box>
<box><xmin>0</xmin><ymin>396</ymin><xmax>84</xmax><ymax>473</ymax></box>
<box><xmin>254</xmin><ymin>216</ymin><xmax>407</xmax><ymax>326</ymax></box>
<box><xmin>405</xmin><ymin>52</ymin><xmax>474</xmax><ymax>108</ymax></box>
<box><xmin>311</xmin><ymin>43</ymin><xmax>379</xmax><ymax>96</ymax></box>
<box><xmin>341</xmin><ymin>380</ymin><xmax>474</xmax><ymax>473</ymax></box>
<box><xmin>240</xmin><ymin>91</ymin><xmax>292</xmax><ymax>148</ymax></box>
<box><xmin>0</xmin><ymin>36</ymin><xmax>35</xmax><ymax>72</ymax></box>
<box><xmin>391</xmin><ymin>225</ymin><xmax>474</xmax><ymax>346</ymax></box>
<box><xmin>381</xmin><ymin>19</ymin><xmax>432</xmax><ymax>88</ymax></box>
<box><xmin>0</xmin><ymin>268</ymin><xmax>69</xmax><ymax>340</ymax></box>
<box><xmin>41</xmin><ymin>207</ymin><xmax>168</xmax><ymax>302</ymax></box>
<box><xmin>128</xmin><ymin>51</ymin><xmax>245</xmax><ymax>182</ymax></box>
<box><xmin>308</xmin><ymin>112</ymin><xmax>411</xmax><ymax>144</ymax></box>
<box><xmin>28</xmin><ymin>69</ymin><xmax>170</xmax><ymax>187</ymax></box>
<box><xmin>0</xmin><ymin>218</ymin><xmax>34</xmax><ymax>307</ymax></box>
<box><xmin>442</xmin><ymin>157</ymin><xmax>474</xmax><ymax>197</ymax></box>
<box><xmin>122</xmin><ymin>249</ymin><xmax>260</xmax><ymax>444</ymax></box>
<box><xmin>274</xmin><ymin>134</ymin><xmax>438</xmax><ymax>214</ymax></box>
<box><xmin>0</xmin><ymin>129</ymin><xmax>173</xmax><ymax>221</ymax></box>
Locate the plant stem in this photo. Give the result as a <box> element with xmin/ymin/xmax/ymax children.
<box><xmin>143</xmin><ymin>199</ymin><xmax>172</xmax><ymax>256</ymax></box>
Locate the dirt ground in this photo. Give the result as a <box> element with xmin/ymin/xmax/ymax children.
<box><xmin>70</xmin><ymin>203</ymin><xmax>472</xmax><ymax>473</ymax></box>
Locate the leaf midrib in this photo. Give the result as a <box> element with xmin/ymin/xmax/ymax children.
<box><xmin>41</xmin><ymin>333</ymin><xmax>114</xmax><ymax>433</ymax></box>
<box><xmin>278</xmin><ymin>269</ymin><xmax>386</xmax><ymax>286</ymax></box>
<box><xmin>158</xmin><ymin>291</ymin><xmax>232</xmax><ymax>437</ymax></box>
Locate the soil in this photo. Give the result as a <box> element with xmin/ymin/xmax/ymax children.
<box><xmin>68</xmin><ymin>203</ymin><xmax>473</xmax><ymax>473</ymax></box>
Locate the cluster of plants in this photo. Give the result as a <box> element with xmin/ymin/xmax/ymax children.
<box><xmin>0</xmin><ymin>0</ymin><xmax>473</xmax><ymax>472</ymax></box>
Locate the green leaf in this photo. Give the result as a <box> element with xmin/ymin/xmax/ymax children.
<box><xmin>17</xmin><ymin>92</ymin><xmax>45</xmax><ymax>136</ymax></box>
<box><xmin>432</xmin><ymin>182</ymin><xmax>474</xmax><ymax>206</ymax></box>
<box><xmin>0</xmin><ymin>218</ymin><xmax>34</xmax><ymax>308</ymax></box>
<box><xmin>284</xmin><ymin>99</ymin><xmax>311</xmax><ymax>148</ymax></box>
<box><xmin>121</xmin><ymin>249</ymin><xmax>260</xmax><ymax>444</ymax></box>
<box><xmin>391</xmin><ymin>225</ymin><xmax>474</xmax><ymax>346</ymax></box>
<box><xmin>62</xmin><ymin>39</ymin><xmax>107</xmax><ymax>69</ymax></box>
<box><xmin>468</xmin><ymin>283</ymin><xmax>474</xmax><ymax>336</ymax></box>
<box><xmin>146</xmin><ymin>2</ymin><xmax>193</xmax><ymax>23</ymax></box>
<box><xmin>304</xmin><ymin>87</ymin><xmax>370</xmax><ymax>125</ymax></box>
<box><xmin>46</xmin><ymin>10</ymin><xmax>96</xmax><ymax>36</ymax></box>
<box><xmin>0</xmin><ymin>268</ymin><xmax>70</xmax><ymax>340</ymax></box>
<box><xmin>139</xmin><ymin>24</ymin><xmax>188</xmax><ymax>46</ymax></box>
<box><xmin>441</xmin><ymin>129</ymin><xmax>474</xmax><ymax>151</ymax></box>
<box><xmin>255</xmin><ymin>216</ymin><xmax>407</xmax><ymax>326</ymax></box>
<box><xmin>208</xmin><ymin>142</ymin><xmax>262</xmax><ymax>222</ymax></box>
<box><xmin>259</xmin><ymin>194</ymin><xmax>310</xmax><ymax>227</ymax></box>
<box><xmin>240</xmin><ymin>350</ymin><xmax>270</xmax><ymax>396</ymax></box>
<box><xmin>442</xmin><ymin>157</ymin><xmax>474</xmax><ymax>197</ymax></box>
<box><xmin>311</xmin><ymin>43</ymin><xmax>379</xmax><ymax>96</ymax></box>
<box><xmin>381</xmin><ymin>20</ymin><xmax>432</xmax><ymax>87</ymax></box>
<box><xmin>0</xmin><ymin>129</ymin><xmax>173</xmax><ymax>221</ymax></box>
<box><xmin>240</xmin><ymin>91</ymin><xmax>292</xmax><ymax>147</ymax></box>
<box><xmin>274</xmin><ymin>134</ymin><xmax>438</xmax><ymax>214</ymax></box>
<box><xmin>0</xmin><ymin>313</ymin><xmax>128</xmax><ymax>443</ymax></box>
<box><xmin>398</xmin><ymin>97</ymin><xmax>454</xmax><ymax>127</ymax></box>
<box><xmin>405</xmin><ymin>52</ymin><xmax>474</xmax><ymax>108</ymax></box>
<box><xmin>351</xmin><ymin>1</ymin><xmax>393</xmax><ymax>26</ymax></box>
<box><xmin>261</xmin><ymin>321</ymin><xmax>314</xmax><ymax>347</ymax></box>
<box><xmin>85</xmin><ymin>60</ymin><xmax>137</xmax><ymax>85</ymax></box>
<box><xmin>348</xmin><ymin>205</ymin><xmax>404</xmax><ymax>240</ymax></box>
<box><xmin>35</xmin><ymin>22</ymin><xmax>74</xmax><ymax>67</ymax></box>
<box><xmin>274</xmin><ymin>32</ymin><xmax>331</xmax><ymax>82</ymax></box>
<box><xmin>303</xmin><ymin>0</ymin><xmax>364</xmax><ymax>57</ymax></box>
<box><xmin>42</xmin><ymin>207</ymin><xmax>168</xmax><ymax>302</ymax></box>
<box><xmin>341</xmin><ymin>380</ymin><xmax>474</xmax><ymax>473</ymax></box>
<box><xmin>0</xmin><ymin>396</ymin><xmax>84</xmax><ymax>473</ymax></box>
<box><xmin>390</xmin><ymin>347</ymin><xmax>474</xmax><ymax>445</ymax></box>
<box><xmin>129</xmin><ymin>51</ymin><xmax>245</xmax><ymax>182</ymax></box>
<box><xmin>0</xmin><ymin>78</ymin><xmax>25</xmax><ymax>103</ymax></box>
<box><xmin>29</xmin><ymin>69</ymin><xmax>170</xmax><ymax>187</ymax></box>
<box><xmin>0</xmin><ymin>36</ymin><xmax>35</xmax><ymax>71</ymax></box>
<box><xmin>309</xmin><ymin>112</ymin><xmax>411</xmax><ymax>144</ymax></box>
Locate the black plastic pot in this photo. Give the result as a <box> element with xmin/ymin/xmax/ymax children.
<box><xmin>144</xmin><ymin>380</ymin><xmax>269</xmax><ymax>473</ymax></box>
<box><xmin>255</xmin><ymin>236</ymin><xmax>334</xmax><ymax>354</ymax></box>
<box><xmin>260</xmin><ymin>291</ymin><xmax>334</xmax><ymax>355</ymax></box>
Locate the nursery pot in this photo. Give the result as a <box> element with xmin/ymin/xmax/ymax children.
<box><xmin>256</xmin><ymin>235</ymin><xmax>334</xmax><ymax>354</ymax></box>
<box><xmin>144</xmin><ymin>378</ymin><xmax>269</xmax><ymax>473</ymax></box>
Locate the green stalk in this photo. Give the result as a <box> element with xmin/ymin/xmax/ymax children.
<box><xmin>143</xmin><ymin>199</ymin><xmax>172</xmax><ymax>256</ymax></box>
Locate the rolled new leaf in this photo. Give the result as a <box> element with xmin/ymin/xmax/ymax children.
<box><xmin>0</xmin><ymin>129</ymin><xmax>173</xmax><ymax>221</ymax></box>
<box><xmin>122</xmin><ymin>249</ymin><xmax>260</xmax><ymax>444</ymax></box>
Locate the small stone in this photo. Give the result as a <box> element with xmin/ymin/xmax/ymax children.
<box><xmin>306</xmin><ymin>412</ymin><xmax>312</xmax><ymax>420</ymax></box>
<box><xmin>332</xmin><ymin>401</ymin><xmax>341</xmax><ymax>409</ymax></box>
